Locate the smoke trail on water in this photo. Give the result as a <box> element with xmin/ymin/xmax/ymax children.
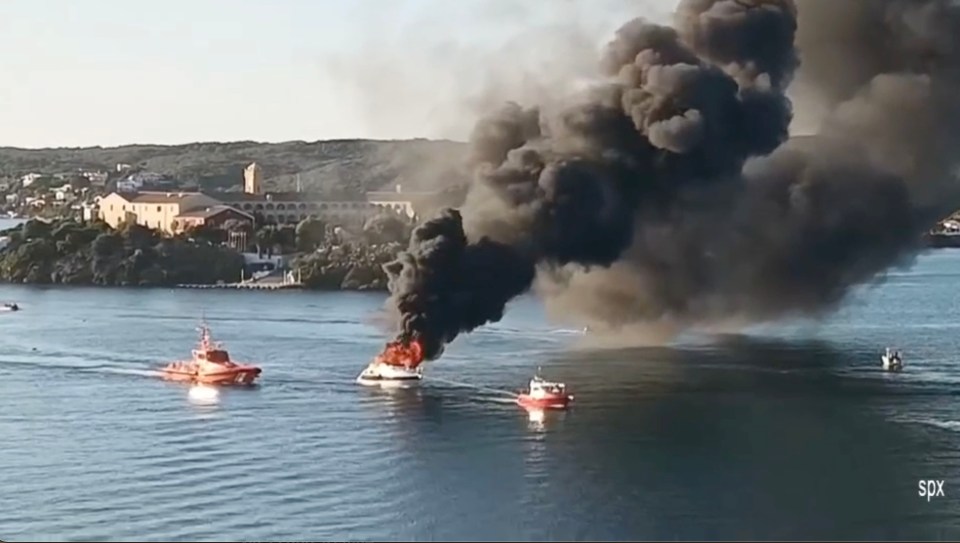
<box><xmin>384</xmin><ymin>0</ymin><xmax>960</xmax><ymax>360</ymax></box>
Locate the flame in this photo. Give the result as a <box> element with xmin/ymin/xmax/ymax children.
<box><xmin>375</xmin><ymin>337</ymin><xmax>425</xmax><ymax>368</ymax></box>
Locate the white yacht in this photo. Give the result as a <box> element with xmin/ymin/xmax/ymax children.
<box><xmin>356</xmin><ymin>361</ymin><xmax>423</xmax><ymax>386</ymax></box>
<box><xmin>881</xmin><ymin>347</ymin><xmax>903</xmax><ymax>372</ymax></box>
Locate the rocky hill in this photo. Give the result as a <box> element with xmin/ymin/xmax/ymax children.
<box><xmin>0</xmin><ymin>138</ymin><xmax>470</xmax><ymax>197</ymax></box>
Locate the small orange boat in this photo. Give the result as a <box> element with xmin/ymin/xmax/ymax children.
<box><xmin>516</xmin><ymin>369</ymin><xmax>573</xmax><ymax>410</ymax></box>
<box><xmin>161</xmin><ymin>323</ymin><xmax>261</xmax><ymax>386</ymax></box>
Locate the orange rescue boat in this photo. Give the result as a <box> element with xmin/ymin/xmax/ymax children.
<box><xmin>517</xmin><ymin>369</ymin><xmax>573</xmax><ymax>410</ymax></box>
<box><xmin>161</xmin><ymin>323</ymin><xmax>262</xmax><ymax>386</ymax></box>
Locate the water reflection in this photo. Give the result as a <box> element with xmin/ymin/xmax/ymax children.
<box><xmin>523</xmin><ymin>337</ymin><xmax>957</xmax><ymax>539</ymax></box>
<box><xmin>527</xmin><ymin>408</ymin><xmax>545</xmax><ymax>428</ymax></box>
<box><xmin>187</xmin><ymin>384</ymin><xmax>220</xmax><ymax>406</ymax></box>
<box><xmin>371</xmin><ymin>336</ymin><xmax>960</xmax><ymax>539</ymax></box>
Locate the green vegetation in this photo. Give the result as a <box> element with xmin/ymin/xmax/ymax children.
<box><xmin>295</xmin><ymin>243</ymin><xmax>402</xmax><ymax>291</ymax></box>
<box><xmin>293</xmin><ymin>213</ymin><xmax>412</xmax><ymax>290</ymax></box>
<box><xmin>0</xmin><ymin>139</ymin><xmax>469</xmax><ymax>196</ymax></box>
<box><xmin>0</xmin><ymin>212</ymin><xmax>416</xmax><ymax>290</ymax></box>
<box><xmin>0</xmin><ymin>219</ymin><xmax>244</xmax><ymax>286</ymax></box>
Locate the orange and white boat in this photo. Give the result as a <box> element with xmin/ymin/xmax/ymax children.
<box><xmin>357</xmin><ymin>339</ymin><xmax>424</xmax><ymax>386</ymax></box>
<box><xmin>517</xmin><ymin>370</ymin><xmax>573</xmax><ymax>410</ymax></box>
<box><xmin>161</xmin><ymin>323</ymin><xmax>261</xmax><ymax>386</ymax></box>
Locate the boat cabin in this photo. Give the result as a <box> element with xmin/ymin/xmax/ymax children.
<box><xmin>196</xmin><ymin>348</ymin><xmax>231</xmax><ymax>364</ymax></box>
<box><xmin>193</xmin><ymin>324</ymin><xmax>235</xmax><ymax>366</ymax></box>
<box><xmin>529</xmin><ymin>376</ymin><xmax>566</xmax><ymax>397</ymax></box>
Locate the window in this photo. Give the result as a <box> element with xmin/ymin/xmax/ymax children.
<box><xmin>157</xmin><ymin>206</ymin><xmax>161</xmax><ymax>212</ymax></box>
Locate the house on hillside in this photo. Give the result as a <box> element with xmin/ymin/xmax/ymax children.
<box><xmin>172</xmin><ymin>205</ymin><xmax>254</xmax><ymax>233</ymax></box>
<box><xmin>20</xmin><ymin>173</ymin><xmax>43</xmax><ymax>188</ymax></box>
<box><xmin>98</xmin><ymin>191</ymin><xmax>221</xmax><ymax>234</ymax></box>
<box><xmin>80</xmin><ymin>170</ymin><xmax>109</xmax><ymax>185</ymax></box>
<box><xmin>365</xmin><ymin>184</ymin><xmax>437</xmax><ymax>221</ymax></box>
<box><xmin>213</xmin><ymin>191</ymin><xmax>377</xmax><ymax>226</ymax></box>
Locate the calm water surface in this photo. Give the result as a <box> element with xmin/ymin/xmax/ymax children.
<box><xmin>3</xmin><ymin>250</ymin><xmax>960</xmax><ymax>541</ymax></box>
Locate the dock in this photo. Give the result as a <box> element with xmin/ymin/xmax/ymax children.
<box><xmin>177</xmin><ymin>268</ymin><xmax>303</xmax><ymax>290</ymax></box>
<box><xmin>176</xmin><ymin>281</ymin><xmax>303</xmax><ymax>290</ymax></box>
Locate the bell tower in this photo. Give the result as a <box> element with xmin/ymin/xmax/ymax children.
<box><xmin>243</xmin><ymin>162</ymin><xmax>262</xmax><ymax>194</ymax></box>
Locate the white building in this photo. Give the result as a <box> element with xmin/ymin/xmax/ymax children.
<box><xmin>81</xmin><ymin>202</ymin><xmax>98</xmax><ymax>222</ymax></box>
<box><xmin>81</xmin><ymin>171</ymin><xmax>109</xmax><ymax>185</ymax></box>
<box><xmin>54</xmin><ymin>183</ymin><xmax>74</xmax><ymax>201</ymax></box>
<box><xmin>365</xmin><ymin>184</ymin><xmax>435</xmax><ymax>221</ymax></box>
<box><xmin>20</xmin><ymin>173</ymin><xmax>43</xmax><ymax>188</ymax></box>
<box><xmin>116</xmin><ymin>179</ymin><xmax>143</xmax><ymax>192</ymax></box>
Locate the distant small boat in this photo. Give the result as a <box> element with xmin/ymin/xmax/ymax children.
<box><xmin>517</xmin><ymin>369</ymin><xmax>573</xmax><ymax>410</ymax></box>
<box><xmin>1</xmin><ymin>302</ymin><xmax>20</xmax><ymax>312</ymax></box>
<box><xmin>881</xmin><ymin>347</ymin><xmax>903</xmax><ymax>372</ymax></box>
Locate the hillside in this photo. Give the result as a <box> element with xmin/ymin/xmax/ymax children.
<box><xmin>0</xmin><ymin>138</ymin><xmax>470</xmax><ymax>197</ymax></box>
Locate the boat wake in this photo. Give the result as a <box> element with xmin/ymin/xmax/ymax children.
<box><xmin>425</xmin><ymin>376</ymin><xmax>518</xmax><ymax>399</ymax></box>
<box><xmin>893</xmin><ymin>416</ymin><xmax>960</xmax><ymax>432</ymax></box>
<box><xmin>2</xmin><ymin>358</ymin><xmax>163</xmax><ymax>380</ymax></box>
<box><xmin>99</xmin><ymin>367</ymin><xmax>164</xmax><ymax>379</ymax></box>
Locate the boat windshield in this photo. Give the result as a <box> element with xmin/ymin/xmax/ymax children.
<box><xmin>531</xmin><ymin>380</ymin><xmax>563</xmax><ymax>393</ymax></box>
<box><xmin>204</xmin><ymin>349</ymin><xmax>231</xmax><ymax>364</ymax></box>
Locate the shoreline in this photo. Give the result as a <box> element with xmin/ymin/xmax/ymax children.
<box><xmin>0</xmin><ymin>280</ymin><xmax>390</xmax><ymax>293</ymax></box>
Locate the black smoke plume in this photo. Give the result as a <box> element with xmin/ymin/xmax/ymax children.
<box><xmin>385</xmin><ymin>0</ymin><xmax>960</xmax><ymax>360</ymax></box>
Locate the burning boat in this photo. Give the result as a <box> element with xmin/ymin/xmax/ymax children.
<box><xmin>357</xmin><ymin>339</ymin><xmax>424</xmax><ymax>386</ymax></box>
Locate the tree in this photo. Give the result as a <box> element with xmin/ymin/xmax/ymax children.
<box><xmin>223</xmin><ymin>218</ymin><xmax>252</xmax><ymax>235</ymax></box>
<box><xmin>92</xmin><ymin>233</ymin><xmax>122</xmax><ymax>257</ymax></box>
<box><xmin>362</xmin><ymin>213</ymin><xmax>411</xmax><ymax>245</ymax></box>
<box><xmin>118</xmin><ymin>221</ymin><xmax>158</xmax><ymax>249</ymax></box>
<box><xmin>275</xmin><ymin>225</ymin><xmax>297</xmax><ymax>254</ymax></box>
<box><xmin>295</xmin><ymin>218</ymin><xmax>327</xmax><ymax>252</ymax></box>
<box><xmin>255</xmin><ymin>225</ymin><xmax>276</xmax><ymax>257</ymax></box>
<box><xmin>22</xmin><ymin>218</ymin><xmax>52</xmax><ymax>240</ymax></box>
<box><xmin>69</xmin><ymin>175</ymin><xmax>91</xmax><ymax>191</ymax></box>
<box><xmin>186</xmin><ymin>224</ymin><xmax>226</xmax><ymax>245</ymax></box>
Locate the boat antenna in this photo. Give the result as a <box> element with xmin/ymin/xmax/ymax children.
<box><xmin>198</xmin><ymin>310</ymin><xmax>210</xmax><ymax>338</ymax></box>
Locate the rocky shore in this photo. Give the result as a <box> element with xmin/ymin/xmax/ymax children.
<box><xmin>0</xmin><ymin>219</ymin><xmax>244</xmax><ymax>286</ymax></box>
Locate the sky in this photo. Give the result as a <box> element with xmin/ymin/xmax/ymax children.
<box><xmin>0</xmin><ymin>0</ymin><xmax>675</xmax><ymax>148</ymax></box>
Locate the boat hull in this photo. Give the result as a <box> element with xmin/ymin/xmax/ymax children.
<box><xmin>517</xmin><ymin>393</ymin><xmax>573</xmax><ymax>410</ymax></box>
<box><xmin>881</xmin><ymin>355</ymin><xmax>903</xmax><ymax>372</ymax></box>
<box><xmin>356</xmin><ymin>362</ymin><xmax>422</xmax><ymax>386</ymax></box>
<box><xmin>161</xmin><ymin>363</ymin><xmax>262</xmax><ymax>385</ymax></box>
